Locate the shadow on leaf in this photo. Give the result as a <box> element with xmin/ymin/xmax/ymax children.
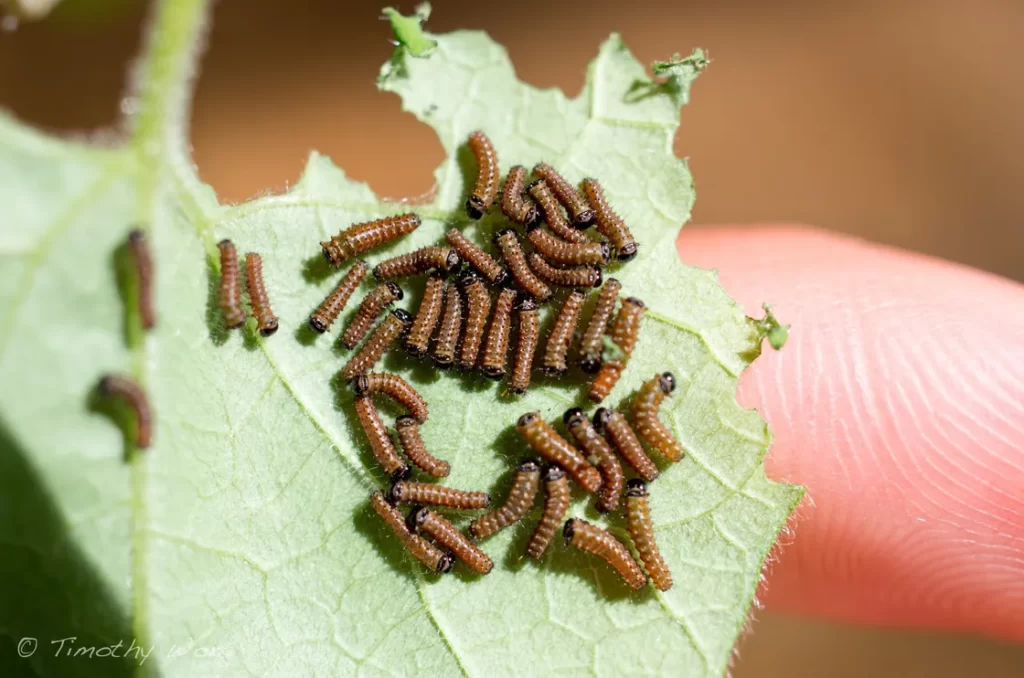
<box><xmin>204</xmin><ymin>256</ymin><xmax>230</xmax><ymax>346</ymax></box>
<box><xmin>0</xmin><ymin>421</ymin><xmax>140</xmax><ymax>677</ymax></box>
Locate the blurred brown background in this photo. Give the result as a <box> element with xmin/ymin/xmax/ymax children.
<box><xmin>1</xmin><ymin>0</ymin><xmax>1022</xmax><ymax>675</ymax></box>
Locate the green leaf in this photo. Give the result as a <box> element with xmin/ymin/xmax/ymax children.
<box><xmin>381</xmin><ymin>3</ymin><xmax>436</xmax><ymax>58</ymax></box>
<box><xmin>0</xmin><ymin>2</ymin><xmax>803</xmax><ymax>677</ymax></box>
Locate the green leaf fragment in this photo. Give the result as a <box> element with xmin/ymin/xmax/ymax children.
<box><xmin>0</xmin><ymin>1</ymin><xmax>803</xmax><ymax>677</ymax></box>
<box><xmin>382</xmin><ymin>3</ymin><xmax>437</xmax><ymax>58</ymax></box>
<box><xmin>601</xmin><ymin>334</ymin><xmax>626</xmax><ymax>362</ymax></box>
<box><xmin>759</xmin><ymin>303</ymin><xmax>791</xmax><ymax>350</ymax></box>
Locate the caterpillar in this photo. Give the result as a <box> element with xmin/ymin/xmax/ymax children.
<box><xmin>407</xmin><ymin>506</ymin><xmax>494</xmax><ymax>574</ymax></box>
<box><xmin>588</xmin><ymin>296</ymin><xmax>645</xmax><ymax>402</ymax></box>
<box><xmin>526</xmin><ymin>224</ymin><xmax>609</xmax><ymax>266</ymax></box>
<box><xmin>500</xmin><ymin>165</ymin><xmax>539</xmax><ymax>225</ymax></box>
<box><xmin>370</xmin><ymin>492</ymin><xmax>453</xmax><ymax>574</ymax></box>
<box><xmin>625</xmin><ymin>480</ymin><xmax>672</xmax><ymax>591</ymax></box>
<box><xmin>515</xmin><ymin>412</ymin><xmax>601</xmax><ymax>493</ymax></box>
<box><xmin>340</xmin><ymin>309</ymin><xmax>412</xmax><ymax>380</ymax></box>
<box><xmin>341</xmin><ymin>282</ymin><xmax>403</xmax><ymax>350</ymax></box>
<box><xmin>532</xmin><ymin>163</ymin><xmax>595</xmax><ymax>226</ymax></box>
<box><xmin>593</xmin><ymin>407</ymin><xmax>658</xmax><ymax>482</ymax></box>
<box><xmin>309</xmin><ymin>260</ymin><xmax>369</xmax><ymax>333</ymax></box>
<box><xmin>525</xmin><ymin>464</ymin><xmax>571</xmax><ymax>559</ymax></box>
<box><xmin>469</xmin><ymin>459</ymin><xmax>541</xmax><ymax>539</ymax></box>
<box><xmin>352</xmin><ymin>372</ymin><xmax>429</xmax><ymax>423</ymax></box>
<box><xmin>578</xmin><ymin>278</ymin><xmax>621</xmax><ymax>373</ymax></box>
<box><xmin>582</xmin><ymin>178</ymin><xmax>637</xmax><ymax>261</ymax></box>
<box><xmin>480</xmin><ymin>287</ymin><xmax>517</xmax><ymax>380</ymax></box>
<box><xmin>406</xmin><ymin>272</ymin><xmax>445</xmax><ymax>357</ymax></box>
<box><xmin>632</xmin><ymin>372</ymin><xmax>684</xmax><ymax>462</ymax></box>
<box><xmin>564</xmin><ymin>407</ymin><xmax>624</xmax><ymax>513</ymax></box>
<box><xmin>458</xmin><ymin>271</ymin><xmax>492</xmax><ymax>370</ymax></box>
<box><xmin>217</xmin><ymin>239</ymin><xmax>246</xmax><ymax>329</ymax></box>
<box><xmin>527</xmin><ymin>252</ymin><xmax>601</xmax><ymax>289</ymax></box>
<box><xmin>563</xmin><ymin>518</ymin><xmax>647</xmax><ymax>591</ymax></box>
<box><xmin>245</xmin><ymin>252</ymin><xmax>279</xmax><ymax>336</ymax></box>
<box><xmin>390</xmin><ymin>481</ymin><xmax>491</xmax><ymax>510</ymax></box>
<box><xmin>353</xmin><ymin>395</ymin><xmax>409</xmax><ymax>481</ymax></box>
<box><xmin>432</xmin><ymin>279</ymin><xmax>462</xmax><ymax>368</ymax></box>
<box><xmin>395</xmin><ymin>416</ymin><xmax>450</xmax><ymax>478</ymax></box>
<box><xmin>527</xmin><ymin>179</ymin><xmax>588</xmax><ymax>243</ymax></box>
<box><xmin>542</xmin><ymin>289</ymin><xmax>586</xmax><ymax>375</ymax></box>
<box><xmin>445</xmin><ymin>227</ymin><xmax>507</xmax><ymax>285</ymax></box>
<box><xmin>97</xmin><ymin>374</ymin><xmax>152</xmax><ymax>448</ymax></box>
<box><xmin>373</xmin><ymin>246</ymin><xmax>461</xmax><ymax>280</ymax></box>
<box><xmin>466</xmin><ymin>131</ymin><xmax>499</xmax><ymax>219</ymax></box>
<box><xmin>509</xmin><ymin>296</ymin><xmax>540</xmax><ymax>394</ymax></box>
<box><xmin>321</xmin><ymin>213</ymin><xmax>421</xmax><ymax>267</ymax></box>
<box><xmin>494</xmin><ymin>229</ymin><xmax>552</xmax><ymax>303</ymax></box>
<box><xmin>127</xmin><ymin>229</ymin><xmax>155</xmax><ymax>330</ymax></box>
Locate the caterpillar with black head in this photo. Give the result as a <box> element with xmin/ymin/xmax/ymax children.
<box><xmin>515</xmin><ymin>412</ymin><xmax>601</xmax><ymax>493</ymax></box>
<box><xmin>405</xmin><ymin>273</ymin><xmax>445</xmax><ymax>357</ymax></box>
<box><xmin>509</xmin><ymin>296</ymin><xmax>540</xmax><ymax>394</ymax></box>
<box><xmin>321</xmin><ymin>213</ymin><xmax>421</xmax><ymax>267</ymax></box>
<box><xmin>582</xmin><ymin>178</ymin><xmax>637</xmax><ymax>261</ymax></box>
<box><xmin>527</xmin><ymin>179</ymin><xmax>587</xmax><ymax>243</ymax></box>
<box><xmin>352</xmin><ymin>395</ymin><xmax>409</xmax><ymax>481</ymax></box>
<box><xmin>309</xmin><ymin>260</ymin><xmax>368</xmax><ymax>333</ymax></box>
<box><xmin>578</xmin><ymin>278</ymin><xmax>621</xmax><ymax>373</ymax></box>
<box><xmin>500</xmin><ymin>165</ymin><xmax>539</xmax><ymax>225</ymax></box>
<box><xmin>407</xmin><ymin>506</ymin><xmax>494</xmax><ymax>574</ymax></box>
<box><xmin>525</xmin><ymin>464</ymin><xmax>571</xmax><ymax>559</ymax></box>
<box><xmin>341</xmin><ymin>309</ymin><xmax>412</xmax><ymax>380</ymax></box>
<box><xmin>370</xmin><ymin>492</ymin><xmax>453</xmax><ymax>574</ymax></box>
<box><xmin>532</xmin><ymin>163</ymin><xmax>595</xmax><ymax>226</ymax></box>
<box><xmin>352</xmin><ymin>372</ymin><xmax>428</xmax><ymax>423</ymax></box>
<box><xmin>480</xmin><ymin>287</ymin><xmax>517</xmax><ymax>380</ymax></box>
<box><xmin>245</xmin><ymin>252</ymin><xmax>279</xmax><ymax>336</ymax></box>
<box><xmin>564</xmin><ymin>407</ymin><xmax>624</xmax><ymax>513</ymax></box>
<box><xmin>458</xmin><ymin>271</ymin><xmax>491</xmax><ymax>370</ymax></box>
<box><xmin>395</xmin><ymin>416</ymin><xmax>450</xmax><ymax>478</ymax></box>
<box><xmin>341</xmin><ymin>282</ymin><xmax>403</xmax><ymax>350</ymax></box>
<box><xmin>446</xmin><ymin>227</ymin><xmax>507</xmax><ymax>285</ymax></box>
<box><xmin>563</xmin><ymin>518</ymin><xmax>646</xmax><ymax>590</ymax></box>
<box><xmin>373</xmin><ymin>246</ymin><xmax>461</xmax><ymax>280</ymax></box>
<box><xmin>625</xmin><ymin>480</ymin><xmax>672</xmax><ymax>591</ymax></box>
<box><xmin>466</xmin><ymin>131</ymin><xmax>499</xmax><ymax>219</ymax></box>
<box><xmin>390</xmin><ymin>481</ymin><xmax>490</xmax><ymax>510</ymax></box>
<box><xmin>542</xmin><ymin>289</ymin><xmax>586</xmax><ymax>375</ymax></box>
<box><xmin>632</xmin><ymin>372</ymin><xmax>685</xmax><ymax>462</ymax></box>
<box><xmin>432</xmin><ymin>280</ymin><xmax>462</xmax><ymax>368</ymax></box>
<box><xmin>593</xmin><ymin>407</ymin><xmax>658</xmax><ymax>482</ymax></box>
<box><xmin>494</xmin><ymin>229</ymin><xmax>551</xmax><ymax>303</ymax></box>
<box><xmin>526</xmin><ymin>223</ymin><xmax>609</xmax><ymax>266</ymax></box>
<box><xmin>527</xmin><ymin>252</ymin><xmax>601</xmax><ymax>289</ymax></box>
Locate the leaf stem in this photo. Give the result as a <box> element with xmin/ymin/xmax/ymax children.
<box><xmin>129</xmin><ymin>0</ymin><xmax>209</xmax><ymax>167</ymax></box>
<box><xmin>125</xmin><ymin>1</ymin><xmax>210</xmax><ymax>673</ymax></box>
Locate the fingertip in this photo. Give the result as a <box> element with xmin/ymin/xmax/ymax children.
<box><xmin>679</xmin><ymin>224</ymin><xmax>1024</xmax><ymax>640</ymax></box>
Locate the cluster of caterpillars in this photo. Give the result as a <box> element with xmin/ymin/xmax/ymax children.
<box><xmin>96</xmin><ymin>131</ymin><xmax>678</xmax><ymax>594</ymax></box>
<box><xmin>362</xmin><ymin>373</ymin><xmax>683</xmax><ymax>590</ymax></box>
<box><xmin>309</xmin><ymin>131</ymin><xmax>642</xmax><ymax>400</ymax></box>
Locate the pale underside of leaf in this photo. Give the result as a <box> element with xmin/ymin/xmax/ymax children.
<box><xmin>0</xmin><ymin>2</ymin><xmax>803</xmax><ymax>677</ymax></box>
